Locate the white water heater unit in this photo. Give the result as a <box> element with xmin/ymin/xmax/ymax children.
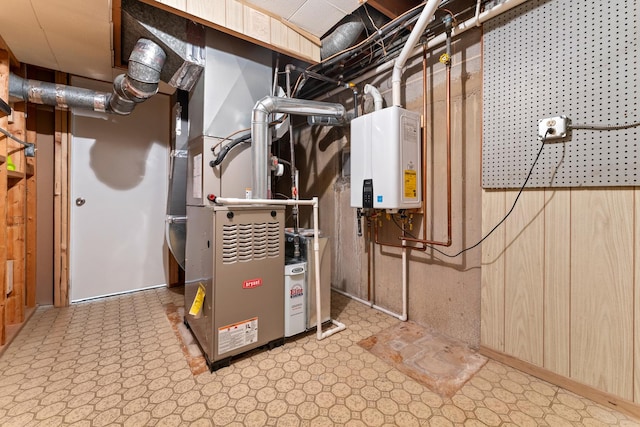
<box><xmin>350</xmin><ymin>106</ymin><xmax>421</xmax><ymax>210</ymax></box>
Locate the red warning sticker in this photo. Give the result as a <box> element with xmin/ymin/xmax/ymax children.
<box><xmin>243</xmin><ymin>278</ymin><xmax>263</xmax><ymax>289</ymax></box>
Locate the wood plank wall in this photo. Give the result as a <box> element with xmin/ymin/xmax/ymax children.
<box><xmin>481</xmin><ymin>186</ymin><xmax>640</xmax><ymax>405</ymax></box>
<box><xmin>0</xmin><ymin>48</ymin><xmax>37</xmax><ymax>345</ymax></box>
<box><xmin>0</xmin><ymin>50</ymin><xmax>8</xmax><ymax>344</ymax></box>
<box><xmin>6</xmin><ymin>101</ymin><xmax>26</xmax><ymax>325</ymax></box>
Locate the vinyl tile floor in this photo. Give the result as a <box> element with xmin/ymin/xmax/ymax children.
<box><xmin>0</xmin><ymin>287</ymin><xmax>637</xmax><ymax>426</ymax></box>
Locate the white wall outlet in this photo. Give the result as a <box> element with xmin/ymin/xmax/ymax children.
<box><xmin>538</xmin><ymin>115</ymin><xmax>568</xmax><ymax>140</ymax></box>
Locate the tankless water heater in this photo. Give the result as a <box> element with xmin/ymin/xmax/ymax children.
<box><xmin>350</xmin><ymin>106</ymin><xmax>421</xmax><ymax>210</ymax></box>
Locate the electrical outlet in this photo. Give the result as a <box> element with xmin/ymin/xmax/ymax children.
<box><xmin>538</xmin><ymin>115</ymin><xmax>568</xmax><ymax>140</ymax></box>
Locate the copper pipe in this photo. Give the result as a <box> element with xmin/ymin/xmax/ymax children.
<box><xmin>373</xmin><ymin>217</ymin><xmax>407</xmax><ymax>249</ymax></box>
<box><xmin>402</xmin><ymin>42</ymin><xmax>453</xmax><ymax>249</ymax></box>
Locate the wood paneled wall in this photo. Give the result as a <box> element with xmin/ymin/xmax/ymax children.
<box><xmin>481</xmin><ymin>186</ymin><xmax>640</xmax><ymax>405</ymax></box>
<box><xmin>0</xmin><ymin>46</ymin><xmax>37</xmax><ymax>347</ymax></box>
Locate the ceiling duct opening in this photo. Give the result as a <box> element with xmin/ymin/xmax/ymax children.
<box><xmin>120</xmin><ymin>0</ymin><xmax>205</xmax><ymax>92</ymax></box>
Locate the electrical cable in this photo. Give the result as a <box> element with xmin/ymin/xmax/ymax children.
<box><xmin>210</xmin><ymin>127</ymin><xmax>250</xmax><ymax>154</ymax></box>
<box><xmin>363</xmin><ymin>4</ymin><xmax>387</xmax><ymax>57</ymax></box>
<box><xmin>419</xmin><ymin>130</ymin><xmax>550</xmax><ymax>258</ymax></box>
<box><xmin>569</xmin><ymin>120</ymin><xmax>640</xmax><ymax>131</ymax></box>
<box><xmin>0</xmin><ymin>127</ymin><xmax>31</xmax><ymax>148</ymax></box>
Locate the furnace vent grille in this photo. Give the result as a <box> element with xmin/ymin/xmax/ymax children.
<box><xmin>222</xmin><ymin>222</ymin><xmax>280</xmax><ymax>263</ymax></box>
<box><xmin>222</xmin><ymin>224</ymin><xmax>238</xmax><ymax>263</ymax></box>
<box><xmin>267</xmin><ymin>223</ymin><xmax>280</xmax><ymax>257</ymax></box>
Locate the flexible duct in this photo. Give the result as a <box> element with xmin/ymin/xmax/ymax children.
<box><xmin>9</xmin><ymin>38</ymin><xmax>166</xmax><ymax>116</ymax></box>
<box><xmin>251</xmin><ymin>96</ymin><xmax>348</xmax><ymax>199</ymax></box>
<box><xmin>321</xmin><ymin>16</ymin><xmax>365</xmax><ymax>60</ymax></box>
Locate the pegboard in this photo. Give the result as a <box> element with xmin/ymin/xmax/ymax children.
<box><xmin>482</xmin><ymin>0</ymin><xmax>639</xmax><ymax>188</ymax></box>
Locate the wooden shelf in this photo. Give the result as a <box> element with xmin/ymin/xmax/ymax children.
<box><xmin>7</xmin><ymin>170</ymin><xmax>24</xmax><ymax>180</ymax></box>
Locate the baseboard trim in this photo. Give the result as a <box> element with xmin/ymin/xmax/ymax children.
<box><xmin>479</xmin><ymin>346</ymin><xmax>640</xmax><ymax>421</ymax></box>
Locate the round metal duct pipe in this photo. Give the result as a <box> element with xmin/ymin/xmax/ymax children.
<box><xmin>9</xmin><ymin>38</ymin><xmax>167</xmax><ymax>116</ymax></box>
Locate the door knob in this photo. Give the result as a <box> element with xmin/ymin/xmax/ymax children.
<box><xmin>76</xmin><ymin>197</ymin><xmax>86</xmax><ymax>206</ymax></box>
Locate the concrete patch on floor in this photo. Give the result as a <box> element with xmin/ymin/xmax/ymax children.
<box><xmin>165</xmin><ymin>303</ymin><xmax>208</xmax><ymax>375</ymax></box>
<box><xmin>359</xmin><ymin>321</ymin><xmax>487</xmax><ymax>397</ymax></box>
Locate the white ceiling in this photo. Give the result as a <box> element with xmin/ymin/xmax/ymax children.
<box><xmin>0</xmin><ymin>0</ymin><xmax>360</xmax><ymax>83</ymax></box>
<box><xmin>0</xmin><ymin>0</ymin><xmax>114</xmax><ymax>81</ymax></box>
<box><xmin>244</xmin><ymin>0</ymin><xmax>363</xmax><ymax>38</ymax></box>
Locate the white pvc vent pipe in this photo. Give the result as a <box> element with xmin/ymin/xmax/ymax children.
<box><xmin>363</xmin><ymin>84</ymin><xmax>383</xmax><ymax>111</ymax></box>
<box><xmin>212</xmin><ymin>197</ymin><xmax>346</xmax><ymax>341</ymax></box>
<box><xmin>391</xmin><ymin>0</ymin><xmax>441</xmax><ymax>107</ymax></box>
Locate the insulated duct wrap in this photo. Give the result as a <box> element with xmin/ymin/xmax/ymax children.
<box><xmin>321</xmin><ymin>17</ymin><xmax>365</xmax><ymax>60</ymax></box>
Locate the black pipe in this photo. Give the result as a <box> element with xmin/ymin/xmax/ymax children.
<box><xmin>210</xmin><ymin>134</ymin><xmax>251</xmax><ymax>167</ymax></box>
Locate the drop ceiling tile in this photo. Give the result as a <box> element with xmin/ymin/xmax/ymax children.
<box><xmin>47</xmin><ymin>30</ymin><xmax>113</xmax><ymax>79</ymax></box>
<box><xmin>31</xmin><ymin>0</ymin><xmax>111</xmax><ymax>23</ymax></box>
<box><xmin>289</xmin><ymin>0</ymin><xmax>345</xmax><ymax>37</ymax></box>
<box><xmin>325</xmin><ymin>0</ymin><xmax>362</xmax><ymax>14</ymax></box>
<box><xmin>0</xmin><ymin>1</ymin><xmax>58</xmax><ymax>69</ymax></box>
<box><xmin>243</xmin><ymin>0</ymin><xmax>306</xmax><ymax>20</ymax></box>
<box><xmin>63</xmin><ymin>55</ymin><xmax>113</xmax><ymax>82</ymax></box>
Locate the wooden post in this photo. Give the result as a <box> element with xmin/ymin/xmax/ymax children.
<box><xmin>26</xmin><ymin>103</ymin><xmax>37</xmax><ymax>308</ymax></box>
<box><xmin>0</xmin><ymin>49</ymin><xmax>8</xmax><ymax>343</ymax></box>
<box><xmin>53</xmin><ymin>72</ymin><xmax>70</xmax><ymax>307</ymax></box>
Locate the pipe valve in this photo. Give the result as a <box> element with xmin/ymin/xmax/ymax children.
<box><xmin>439</xmin><ymin>53</ymin><xmax>451</xmax><ymax>65</ymax></box>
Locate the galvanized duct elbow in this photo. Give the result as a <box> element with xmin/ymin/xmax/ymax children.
<box><xmin>252</xmin><ymin>96</ymin><xmax>348</xmax><ymax>199</ymax></box>
<box><xmin>321</xmin><ymin>15</ymin><xmax>365</xmax><ymax>60</ymax></box>
<box><xmin>8</xmin><ymin>38</ymin><xmax>166</xmax><ymax>116</ymax></box>
<box><xmin>109</xmin><ymin>38</ymin><xmax>167</xmax><ymax>115</ymax></box>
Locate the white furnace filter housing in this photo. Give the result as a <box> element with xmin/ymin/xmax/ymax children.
<box><xmin>350</xmin><ymin>106</ymin><xmax>421</xmax><ymax>209</ymax></box>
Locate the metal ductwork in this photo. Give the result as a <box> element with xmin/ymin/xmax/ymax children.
<box><xmin>121</xmin><ymin>0</ymin><xmax>205</xmax><ymax>92</ymax></box>
<box><xmin>251</xmin><ymin>96</ymin><xmax>349</xmax><ymax>199</ymax></box>
<box><xmin>9</xmin><ymin>38</ymin><xmax>166</xmax><ymax>116</ymax></box>
<box><xmin>321</xmin><ymin>15</ymin><xmax>365</xmax><ymax>60</ymax></box>
<box><xmin>109</xmin><ymin>38</ymin><xmax>166</xmax><ymax>114</ymax></box>
<box><xmin>320</xmin><ymin>7</ymin><xmax>388</xmax><ymax>60</ymax></box>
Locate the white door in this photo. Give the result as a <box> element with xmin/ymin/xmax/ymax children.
<box><xmin>70</xmin><ymin>77</ymin><xmax>170</xmax><ymax>301</ymax></box>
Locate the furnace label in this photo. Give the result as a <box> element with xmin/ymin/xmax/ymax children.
<box><xmin>218</xmin><ymin>317</ymin><xmax>258</xmax><ymax>355</ymax></box>
<box><xmin>243</xmin><ymin>278</ymin><xmax>263</xmax><ymax>289</ymax></box>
